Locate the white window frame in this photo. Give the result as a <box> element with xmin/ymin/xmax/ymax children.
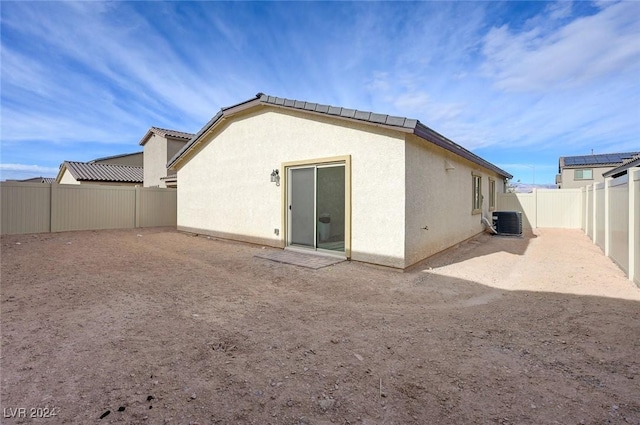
<box><xmin>574</xmin><ymin>168</ymin><xmax>593</xmax><ymax>180</ymax></box>
<box><xmin>472</xmin><ymin>172</ymin><xmax>482</xmax><ymax>215</ymax></box>
<box><xmin>488</xmin><ymin>178</ymin><xmax>496</xmax><ymax>211</ymax></box>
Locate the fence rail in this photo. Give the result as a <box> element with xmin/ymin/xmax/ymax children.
<box><xmin>1</xmin><ymin>182</ymin><xmax>176</xmax><ymax>235</ymax></box>
<box><xmin>497</xmin><ymin>168</ymin><xmax>639</xmax><ymax>286</ymax></box>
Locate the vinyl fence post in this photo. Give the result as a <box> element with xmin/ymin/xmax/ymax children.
<box><xmin>604</xmin><ymin>177</ymin><xmax>611</xmax><ymax>256</ymax></box>
<box><xmin>592</xmin><ymin>183</ymin><xmax>598</xmax><ymax>245</ymax></box>
<box><xmin>628</xmin><ymin>167</ymin><xmax>638</xmax><ymax>283</ymax></box>
<box><xmin>582</xmin><ymin>187</ymin><xmax>587</xmax><ymax>234</ymax></box>
<box><xmin>135</xmin><ymin>186</ymin><xmax>141</xmax><ymax>228</ymax></box>
<box><xmin>50</xmin><ymin>183</ymin><xmax>58</xmax><ymax>232</ymax></box>
<box><xmin>532</xmin><ymin>188</ymin><xmax>538</xmax><ymax>229</ymax></box>
<box><xmin>49</xmin><ymin>183</ymin><xmax>53</xmax><ymax>233</ymax></box>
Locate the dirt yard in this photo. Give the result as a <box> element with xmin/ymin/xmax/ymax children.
<box><xmin>1</xmin><ymin>228</ymin><xmax>639</xmax><ymax>424</ymax></box>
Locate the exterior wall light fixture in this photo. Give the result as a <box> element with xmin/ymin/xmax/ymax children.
<box><xmin>270</xmin><ymin>169</ymin><xmax>280</xmax><ymax>186</ymax></box>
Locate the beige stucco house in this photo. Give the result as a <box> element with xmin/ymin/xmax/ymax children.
<box><xmin>138</xmin><ymin>127</ymin><xmax>194</xmax><ymax>188</ymax></box>
<box><xmin>168</xmin><ymin>93</ymin><xmax>512</xmax><ymax>269</ymax></box>
<box><xmin>557</xmin><ymin>152</ymin><xmax>639</xmax><ymax>189</ymax></box>
<box><xmin>53</xmin><ymin>128</ymin><xmax>193</xmax><ymax>188</ymax></box>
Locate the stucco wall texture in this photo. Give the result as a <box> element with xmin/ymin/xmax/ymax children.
<box><xmin>144</xmin><ymin>135</ymin><xmax>188</xmax><ymax>188</ymax></box>
<box><xmin>404</xmin><ymin>135</ymin><xmax>504</xmax><ymax>267</ymax></box>
<box><xmin>176</xmin><ymin>106</ymin><xmax>505</xmax><ymax>269</ymax></box>
<box><xmin>143</xmin><ymin>133</ymin><xmax>168</xmax><ymax>188</ymax></box>
<box><xmin>59</xmin><ymin>168</ymin><xmax>80</xmax><ymax>185</ymax></box>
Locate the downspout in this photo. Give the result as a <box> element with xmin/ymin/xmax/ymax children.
<box><xmin>482</xmin><ymin>215</ymin><xmax>498</xmax><ymax>235</ymax></box>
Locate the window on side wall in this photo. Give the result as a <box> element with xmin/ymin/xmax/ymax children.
<box><xmin>574</xmin><ymin>169</ymin><xmax>593</xmax><ymax>180</ymax></box>
<box><xmin>488</xmin><ymin>178</ymin><xmax>496</xmax><ymax>211</ymax></box>
<box><xmin>472</xmin><ymin>173</ymin><xmax>482</xmax><ymax>214</ymax></box>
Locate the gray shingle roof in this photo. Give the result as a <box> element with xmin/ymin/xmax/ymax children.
<box><xmin>139</xmin><ymin>127</ymin><xmax>195</xmax><ymax>146</ymax></box>
<box><xmin>168</xmin><ymin>93</ymin><xmax>512</xmax><ymax>179</ymax></box>
<box><xmin>63</xmin><ymin>161</ymin><xmax>143</xmax><ymax>183</ymax></box>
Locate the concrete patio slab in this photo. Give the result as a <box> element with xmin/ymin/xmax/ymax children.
<box><xmin>254</xmin><ymin>249</ymin><xmax>345</xmax><ymax>269</ymax></box>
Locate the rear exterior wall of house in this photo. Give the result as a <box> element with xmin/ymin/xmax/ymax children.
<box><xmin>176</xmin><ymin>105</ymin><xmax>506</xmax><ymax>269</ymax></box>
<box><xmin>404</xmin><ymin>134</ymin><xmax>505</xmax><ymax>268</ymax></box>
<box><xmin>176</xmin><ymin>106</ymin><xmax>408</xmax><ymax>268</ymax></box>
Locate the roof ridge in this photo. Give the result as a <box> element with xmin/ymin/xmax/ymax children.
<box><xmin>139</xmin><ymin>126</ymin><xmax>195</xmax><ymax>146</ymax></box>
<box><xmin>151</xmin><ymin>126</ymin><xmax>195</xmax><ymax>134</ymax></box>
<box><xmin>257</xmin><ymin>93</ymin><xmax>418</xmax><ymax>130</ymax></box>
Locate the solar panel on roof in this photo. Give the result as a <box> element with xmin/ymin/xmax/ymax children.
<box><xmin>564</xmin><ymin>152</ymin><xmax>640</xmax><ymax>167</ymax></box>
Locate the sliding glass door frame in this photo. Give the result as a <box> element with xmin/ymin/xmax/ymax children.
<box><xmin>282</xmin><ymin>155</ymin><xmax>351</xmax><ymax>259</ymax></box>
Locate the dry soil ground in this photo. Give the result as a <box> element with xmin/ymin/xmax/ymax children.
<box><xmin>1</xmin><ymin>228</ymin><xmax>639</xmax><ymax>425</ymax></box>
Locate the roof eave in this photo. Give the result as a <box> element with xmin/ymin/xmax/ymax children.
<box><xmin>603</xmin><ymin>158</ymin><xmax>640</xmax><ymax>178</ymax></box>
<box><xmin>413</xmin><ymin>123</ymin><xmax>512</xmax><ymax>179</ymax></box>
<box><xmin>55</xmin><ymin>162</ymin><xmax>69</xmax><ymax>183</ymax></box>
<box><xmin>167</xmin><ymin>110</ymin><xmax>226</xmax><ymax>170</ymax></box>
<box><xmin>167</xmin><ymin>93</ymin><xmax>512</xmax><ymax>180</ymax></box>
<box><xmin>138</xmin><ymin>129</ymin><xmax>155</xmax><ymax>146</ymax></box>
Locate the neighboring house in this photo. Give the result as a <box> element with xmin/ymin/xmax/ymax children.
<box><xmin>55</xmin><ymin>161</ymin><xmax>143</xmax><ymax>186</ymax></box>
<box><xmin>168</xmin><ymin>93</ymin><xmax>512</xmax><ymax>269</ymax></box>
<box><xmin>90</xmin><ymin>151</ymin><xmax>143</xmax><ymax>167</ymax></box>
<box><xmin>557</xmin><ymin>152</ymin><xmax>640</xmax><ymax>189</ymax></box>
<box><xmin>138</xmin><ymin>127</ymin><xmax>195</xmax><ymax>188</ymax></box>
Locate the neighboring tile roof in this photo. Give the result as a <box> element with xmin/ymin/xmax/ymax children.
<box><xmin>62</xmin><ymin>161</ymin><xmax>143</xmax><ymax>183</ymax></box>
<box><xmin>90</xmin><ymin>151</ymin><xmax>143</xmax><ymax>163</ymax></box>
<box><xmin>138</xmin><ymin>127</ymin><xmax>195</xmax><ymax>146</ymax></box>
<box><xmin>168</xmin><ymin>93</ymin><xmax>512</xmax><ymax>179</ymax></box>
<box><xmin>559</xmin><ymin>152</ymin><xmax>640</xmax><ymax>170</ymax></box>
<box><xmin>603</xmin><ymin>155</ymin><xmax>640</xmax><ymax>178</ymax></box>
<box><xmin>16</xmin><ymin>177</ymin><xmax>55</xmax><ymax>183</ymax></box>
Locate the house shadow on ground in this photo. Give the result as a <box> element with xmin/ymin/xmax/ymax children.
<box><xmin>406</xmin><ymin>230</ymin><xmax>536</xmax><ymax>272</ymax></box>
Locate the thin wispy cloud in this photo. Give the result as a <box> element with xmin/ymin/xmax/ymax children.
<box><xmin>482</xmin><ymin>1</ymin><xmax>640</xmax><ymax>92</ymax></box>
<box><xmin>1</xmin><ymin>1</ymin><xmax>638</xmax><ymax>183</ymax></box>
<box><xmin>0</xmin><ymin>164</ymin><xmax>60</xmax><ymax>178</ymax></box>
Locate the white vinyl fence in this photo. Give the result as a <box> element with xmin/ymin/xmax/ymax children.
<box><xmin>497</xmin><ymin>188</ymin><xmax>582</xmax><ymax>229</ymax></box>
<box><xmin>1</xmin><ymin>182</ymin><xmax>176</xmax><ymax>235</ymax></box>
<box><xmin>497</xmin><ymin>168</ymin><xmax>639</xmax><ymax>286</ymax></box>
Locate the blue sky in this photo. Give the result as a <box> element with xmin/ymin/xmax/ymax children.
<box><xmin>1</xmin><ymin>1</ymin><xmax>638</xmax><ymax>184</ymax></box>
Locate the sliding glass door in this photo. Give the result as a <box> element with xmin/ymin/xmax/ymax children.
<box><xmin>288</xmin><ymin>164</ymin><xmax>345</xmax><ymax>253</ymax></box>
<box><xmin>289</xmin><ymin>167</ymin><xmax>315</xmax><ymax>247</ymax></box>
